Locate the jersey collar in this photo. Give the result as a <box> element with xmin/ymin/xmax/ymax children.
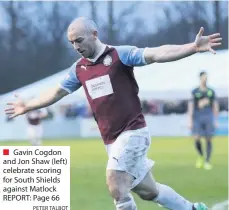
<box><xmin>86</xmin><ymin>44</ymin><xmax>106</xmax><ymax>63</ymax></box>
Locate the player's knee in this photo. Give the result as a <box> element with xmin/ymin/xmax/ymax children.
<box><xmin>107</xmin><ymin>184</ymin><xmax>125</xmax><ymax>201</ymax></box>
<box><xmin>106</xmin><ymin>170</ymin><xmax>131</xmax><ymax>201</ymax></box>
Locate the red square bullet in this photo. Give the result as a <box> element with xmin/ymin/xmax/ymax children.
<box><xmin>3</xmin><ymin>149</ymin><xmax>9</xmax><ymax>155</ymax></box>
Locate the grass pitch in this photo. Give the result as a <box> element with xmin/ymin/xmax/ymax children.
<box><xmin>1</xmin><ymin>136</ymin><xmax>227</xmax><ymax>210</ymax></box>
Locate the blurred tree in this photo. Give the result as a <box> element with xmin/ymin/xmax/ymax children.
<box><xmin>174</xmin><ymin>1</ymin><xmax>210</xmax><ymax>41</ymax></box>
<box><xmin>220</xmin><ymin>15</ymin><xmax>228</xmax><ymax>49</ymax></box>
<box><xmin>37</xmin><ymin>2</ymin><xmax>75</xmax><ymax>72</ymax></box>
<box><xmin>0</xmin><ymin>1</ymin><xmax>80</xmax><ymax>94</ymax></box>
<box><xmin>135</xmin><ymin>1</ymin><xmax>216</xmax><ymax>47</ymax></box>
<box><xmin>101</xmin><ymin>1</ymin><xmax>140</xmax><ymax>45</ymax></box>
<box><xmin>108</xmin><ymin>0</ymin><xmax>115</xmax><ymax>43</ymax></box>
<box><xmin>214</xmin><ymin>1</ymin><xmax>220</xmax><ymax>32</ymax></box>
<box><xmin>89</xmin><ymin>1</ymin><xmax>98</xmax><ymax>25</ymax></box>
<box><xmin>115</xmin><ymin>2</ymin><xmax>141</xmax><ymax>44</ymax></box>
<box><xmin>0</xmin><ymin>1</ymin><xmax>32</xmax><ymax>93</ymax></box>
<box><xmin>0</xmin><ymin>1</ymin><xmax>227</xmax><ymax>94</ymax></box>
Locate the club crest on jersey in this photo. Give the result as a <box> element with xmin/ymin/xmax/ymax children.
<box><xmin>103</xmin><ymin>55</ymin><xmax>112</xmax><ymax>66</ymax></box>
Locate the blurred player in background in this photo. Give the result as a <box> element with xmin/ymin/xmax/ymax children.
<box><xmin>5</xmin><ymin>17</ymin><xmax>222</xmax><ymax>210</ymax></box>
<box><xmin>188</xmin><ymin>71</ymin><xmax>219</xmax><ymax>170</ymax></box>
<box><xmin>26</xmin><ymin>108</ymin><xmax>48</xmax><ymax>146</ymax></box>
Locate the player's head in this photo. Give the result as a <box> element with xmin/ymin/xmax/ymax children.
<box><xmin>67</xmin><ymin>17</ymin><xmax>99</xmax><ymax>58</ymax></box>
<box><xmin>199</xmin><ymin>71</ymin><xmax>207</xmax><ymax>85</ymax></box>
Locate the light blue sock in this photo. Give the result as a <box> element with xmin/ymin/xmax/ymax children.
<box><xmin>153</xmin><ymin>183</ymin><xmax>193</xmax><ymax>210</ymax></box>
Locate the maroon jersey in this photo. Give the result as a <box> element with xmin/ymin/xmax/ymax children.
<box><xmin>26</xmin><ymin>110</ymin><xmax>42</xmax><ymax>125</ymax></box>
<box><xmin>60</xmin><ymin>45</ymin><xmax>148</xmax><ymax>144</ymax></box>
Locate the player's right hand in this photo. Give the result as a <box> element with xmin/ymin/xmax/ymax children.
<box><xmin>5</xmin><ymin>94</ymin><xmax>28</xmax><ymax>119</ymax></box>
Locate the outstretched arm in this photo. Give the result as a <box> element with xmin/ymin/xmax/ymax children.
<box><xmin>144</xmin><ymin>27</ymin><xmax>222</xmax><ymax>64</ymax></box>
<box><xmin>5</xmin><ymin>86</ymin><xmax>68</xmax><ymax>119</ymax></box>
<box><xmin>5</xmin><ymin>61</ymin><xmax>82</xmax><ymax>119</ymax></box>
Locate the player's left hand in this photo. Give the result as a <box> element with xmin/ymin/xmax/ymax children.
<box><xmin>194</xmin><ymin>27</ymin><xmax>222</xmax><ymax>54</ymax></box>
<box><xmin>5</xmin><ymin>93</ymin><xmax>28</xmax><ymax>119</ymax></box>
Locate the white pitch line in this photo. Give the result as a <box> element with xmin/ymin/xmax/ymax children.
<box><xmin>211</xmin><ymin>200</ymin><xmax>228</xmax><ymax>210</ymax></box>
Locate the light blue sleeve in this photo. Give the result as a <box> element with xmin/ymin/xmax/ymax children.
<box><xmin>114</xmin><ymin>45</ymin><xmax>147</xmax><ymax>67</ymax></box>
<box><xmin>59</xmin><ymin>62</ymin><xmax>82</xmax><ymax>93</ymax></box>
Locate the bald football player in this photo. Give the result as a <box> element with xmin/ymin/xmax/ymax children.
<box><xmin>5</xmin><ymin>17</ymin><xmax>222</xmax><ymax>210</ymax></box>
